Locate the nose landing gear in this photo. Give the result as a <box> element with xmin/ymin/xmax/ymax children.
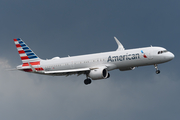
<box><xmin>154</xmin><ymin>64</ymin><xmax>160</xmax><ymax>74</ymax></box>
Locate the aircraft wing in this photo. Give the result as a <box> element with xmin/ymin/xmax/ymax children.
<box><xmin>28</xmin><ymin>62</ymin><xmax>108</xmax><ymax>76</ymax></box>
<box><xmin>44</xmin><ymin>68</ymin><xmax>90</xmax><ymax>76</ymax></box>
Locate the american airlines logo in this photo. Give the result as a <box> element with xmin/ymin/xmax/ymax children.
<box><xmin>107</xmin><ymin>53</ymin><xmax>140</xmax><ymax>62</ymax></box>
<box><xmin>141</xmin><ymin>50</ymin><xmax>147</xmax><ymax>58</ymax></box>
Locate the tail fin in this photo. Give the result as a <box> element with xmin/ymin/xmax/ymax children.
<box><xmin>14</xmin><ymin>38</ymin><xmax>42</xmax><ymax>63</ymax></box>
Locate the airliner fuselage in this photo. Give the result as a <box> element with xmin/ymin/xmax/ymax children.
<box><xmin>14</xmin><ymin>38</ymin><xmax>174</xmax><ymax>85</ymax></box>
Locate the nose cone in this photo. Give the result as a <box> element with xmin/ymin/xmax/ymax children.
<box><xmin>167</xmin><ymin>52</ymin><xmax>175</xmax><ymax>61</ymax></box>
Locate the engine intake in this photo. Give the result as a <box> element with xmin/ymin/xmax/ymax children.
<box><xmin>88</xmin><ymin>68</ymin><xmax>109</xmax><ymax>80</ymax></box>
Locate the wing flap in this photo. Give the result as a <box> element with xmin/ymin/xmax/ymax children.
<box><xmin>44</xmin><ymin>68</ymin><xmax>90</xmax><ymax>74</ymax></box>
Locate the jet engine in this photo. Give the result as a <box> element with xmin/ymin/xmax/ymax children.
<box><xmin>88</xmin><ymin>68</ymin><xmax>109</xmax><ymax>80</ymax></box>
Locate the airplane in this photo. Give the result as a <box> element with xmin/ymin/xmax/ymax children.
<box><xmin>13</xmin><ymin>37</ymin><xmax>174</xmax><ymax>85</ymax></box>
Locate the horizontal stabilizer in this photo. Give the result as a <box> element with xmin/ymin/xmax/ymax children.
<box><xmin>28</xmin><ymin>62</ymin><xmax>37</xmax><ymax>72</ymax></box>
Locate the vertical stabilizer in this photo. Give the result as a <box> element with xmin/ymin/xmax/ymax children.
<box><xmin>14</xmin><ymin>38</ymin><xmax>41</xmax><ymax>63</ymax></box>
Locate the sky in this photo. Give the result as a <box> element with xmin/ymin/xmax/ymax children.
<box><xmin>0</xmin><ymin>0</ymin><xmax>180</xmax><ymax>120</ymax></box>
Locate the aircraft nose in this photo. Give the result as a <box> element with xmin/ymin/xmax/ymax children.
<box><xmin>168</xmin><ymin>52</ymin><xmax>175</xmax><ymax>61</ymax></box>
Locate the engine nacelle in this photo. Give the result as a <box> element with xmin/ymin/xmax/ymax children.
<box><xmin>88</xmin><ymin>68</ymin><xmax>109</xmax><ymax>80</ymax></box>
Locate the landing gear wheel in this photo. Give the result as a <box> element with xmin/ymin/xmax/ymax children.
<box><xmin>84</xmin><ymin>78</ymin><xmax>92</xmax><ymax>85</ymax></box>
<box><xmin>156</xmin><ymin>70</ymin><xmax>160</xmax><ymax>74</ymax></box>
<box><xmin>154</xmin><ymin>64</ymin><xmax>160</xmax><ymax>74</ymax></box>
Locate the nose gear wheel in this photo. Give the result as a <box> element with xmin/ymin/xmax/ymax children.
<box><xmin>154</xmin><ymin>64</ymin><xmax>160</xmax><ymax>74</ymax></box>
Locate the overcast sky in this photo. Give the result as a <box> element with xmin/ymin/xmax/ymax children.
<box><xmin>0</xmin><ymin>0</ymin><xmax>180</xmax><ymax>120</ymax></box>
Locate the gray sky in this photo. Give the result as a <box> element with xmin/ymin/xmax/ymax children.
<box><xmin>0</xmin><ymin>0</ymin><xmax>180</xmax><ymax>120</ymax></box>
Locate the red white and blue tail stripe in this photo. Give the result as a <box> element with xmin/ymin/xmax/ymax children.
<box><xmin>14</xmin><ymin>38</ymin><xmax>41</xmax><ymax>63</ymax></box>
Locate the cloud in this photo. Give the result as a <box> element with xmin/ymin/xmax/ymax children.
<box><xmin>0</xmin><ymin>58</ymin><xmax>179</xmax><ymax>120</ymax></box>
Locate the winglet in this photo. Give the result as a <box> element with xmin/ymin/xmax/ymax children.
<box><xmin>114</xmin><ymin>37</ymin><xmax>125</xmax><ymax>51</ymax></box>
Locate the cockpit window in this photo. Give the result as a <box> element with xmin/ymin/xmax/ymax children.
<box><xmin>158</xmin><ymin>50</ymin><xmax>168</xmax><ymax>54</ymax></box>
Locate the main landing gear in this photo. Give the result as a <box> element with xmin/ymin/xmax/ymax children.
<box><xmin>84</xmin><ymin>78</ymin><xmax>92</xmax><ymax>85</ymax></box>
<box><xmin>154</xmin><ymin>64</ymin><xmax>160</xmax><ymax>74</ymax></box>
